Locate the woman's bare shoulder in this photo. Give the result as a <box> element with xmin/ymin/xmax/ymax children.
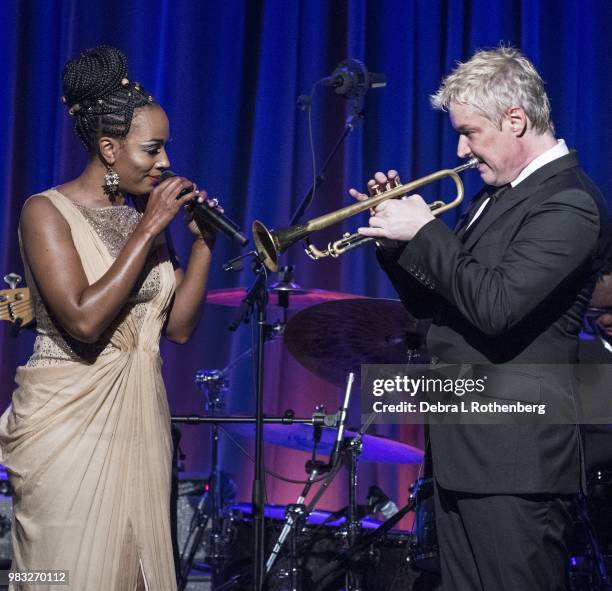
<box><xmin>21</xmin><ymin>192</ymin><xmax>68</xmax><ymax>226</ymax></box>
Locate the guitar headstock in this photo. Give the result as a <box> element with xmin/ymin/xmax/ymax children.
<box><xmin>0</xmin><ymin>287</ymin><xmax>34</xmax><ymax>327</ymax></box>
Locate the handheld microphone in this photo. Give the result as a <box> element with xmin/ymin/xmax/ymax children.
<box><xmin>160</xmin><ymin>170</ymin><xmax>248</xmax><ymax>246</ymax></box>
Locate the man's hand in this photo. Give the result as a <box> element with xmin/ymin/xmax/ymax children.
<box><xmin>349</xmin><ymin>170</ymin><xmax>435</xmax><ymax>242</ymax></box>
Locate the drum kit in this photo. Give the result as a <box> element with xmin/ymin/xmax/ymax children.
<box><xmin>173</xmin><ymin>271</ymin><xmax>612</xmax><ymax>591</ymax></box>
<box><xmin>173</xmin><ymin>269</ymin><xmax>439</xmax><ymax>591</ymax></box>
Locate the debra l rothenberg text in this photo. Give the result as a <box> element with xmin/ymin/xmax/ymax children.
<box><xmin>372</xmin><ymin>400</ymin><xmax>547</xmax><ymax>416</ymax></box>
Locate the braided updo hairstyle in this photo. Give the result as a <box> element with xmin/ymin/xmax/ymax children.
<box><xmin>62</xmin><ymin>45</ymin><xmax>156</xmax><ymax>151</ymax></box>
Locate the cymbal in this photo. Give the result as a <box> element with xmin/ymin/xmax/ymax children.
<box><xmin>284</xmin><ymin>298</ymin><xmax>428</xmax><ymax>386</ymax></box>
<box><xmin>207</xmin><ymin>284</ymin><xmax>367</xmax><ymax>309</ymax></box>
<box><xmin>228</xmin><ymin>423</ymin><xmax>423</xmax><ymax>464</ymax></box>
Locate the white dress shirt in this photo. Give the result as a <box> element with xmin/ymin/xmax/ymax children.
<box><xmin>466</xmin><ymin>139</ymin><xmax>569</xmax><ymax>229</ymax></box>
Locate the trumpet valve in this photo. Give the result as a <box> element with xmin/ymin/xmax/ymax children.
<box><xmin>369</xmin><ymin>175</ymin><xmax>402</xmax><ymax>197</ymax></box>
<box><xmin>370</xmin><ymin>183</ymin><xmax>384</xmax><ymax>196</ymax></box>
<box><xmin>387</xmin><ymin>176</ymin><xmax>401</xmax><ymax>190</ymax></box>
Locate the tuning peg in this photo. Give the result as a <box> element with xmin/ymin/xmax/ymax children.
<box><xmin>3</xmin><ymin>273</ymin><xmax>22</xmax><ymax>289</ymax></box>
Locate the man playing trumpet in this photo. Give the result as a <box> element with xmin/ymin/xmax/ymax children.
<box><xmin>351</xmin><ymin>47</ymin><xmax>609</xmax><ymax>591</ymax></box>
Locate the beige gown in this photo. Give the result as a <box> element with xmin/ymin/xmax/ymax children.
<box><xmin>0</xmin><ymin>189</ymin><xmax>178</xmax><ymax>590</ymax></box>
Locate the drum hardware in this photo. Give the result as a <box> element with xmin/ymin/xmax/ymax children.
<box><xmin>229</xmin><ymin>503</ymin><xmax>387</xmax><ymax>530</ymax></box>
<box><xmin>366</xmin><ymin>485</ymin><xmax>399</xmax><ymax>520</ymax></box>
<box><xmin>343</xmin><ymin>434</ymin><xmax>363</xmax><ymax>591</ymax></box>
<box><xmin>314</xmin><ymin>485</ymin><xmax>398</xmax><ymax>530</ymax></box>
<box><xmin>183</xmin><ymin>275</ymin><xmax>426</xmax><ymax>590</ymax></box>
<box><xmin>260</xmin><ymin>379</ymin><xmax>392</xmax><ymax>590</ymax></box>
<box><xmin>178</xmin><ymin>367</ymin><xmax>236</xmax><ymax>591</ymax></box>
<box><xmin>299</xmin><ymin>412</ymin><xmax>379</xmax><ymax>591</ymax></box>
<box><xmin>267</xmin><ymin>265</ymin><xmax>298</xmax><ymax>326</ymax></box>
<box><xmin>184</xmin><ymin>313</ymin><xmax>284</xmax><ymax>589</ymax></box>
<box><xmin>265</xmin><ymin>375</ymin><xmax>354</xmax><ymax>588</ymax></box>
<box><xmin>214</xmin><ymin>416</ymin><xmax>423</xmax><ymax>589</ymax></box>
<box><xmin>195</xmin><ymin>370</ymin><xmax>228</xmax><ymax>414</ymax></box>
<box><xmin>310</xmin><ymin>493</ymin><xmax>416</xmax><ymax>590</ymax></box>
<box><xmin>568</xmin><ymin>469</ymin><xmax>612</xmax><ymax>591</ymax></box>
<box><xmin>408</xmin><ymin>478</ymin><xmax>439</xmax><ymax>574</ymax></box>
<box><xmin>276</xmin><ymin>503</ymin><xmax>309</xmax><ymax>591</ymax></box>
<box><xmin>213</xmin><ymin>504</ymin><xmax>418</xmax><ymax>591</ymax></box>
<box><xmin>171</xmin><ymin>403</ymin><xmax>360</xmax><ymax>590</ymax></box>
<box><xmin>571</xmin><ymin>492</ymin><xmax>612</xmax><ymax>591</ymax></box>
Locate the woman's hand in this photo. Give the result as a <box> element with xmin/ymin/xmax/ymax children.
<box><xmin>138</xmin><ymin>176</ymin><xmax>198</xmax><ymax>238</ymax></box>
<box><xmin>184</xmin><ymin>191</ymin><xmax>223</xmax><ymax>250</ymax></box>
<box><xmin>165</xmin><ymin>191</ymin><xmax>224</xmax><ymax>343</ymax></box>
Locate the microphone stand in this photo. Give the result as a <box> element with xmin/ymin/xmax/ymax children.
<box><xmin>344</xmin><ymin>436</ymin><xmax>363</xmax><ymax>591</ymax></box>
<box><xmin>264</xmin><ymin>374</ymin><xmax>355</xmax><ymax>583</ymax></box>
<box><xmin>171</xmin><ymin>412</ymin><xmax>331</xmax><ymax>591</ymax></box>
<box><xmin>289</xmin><ymin>97</ymin><xmax>364</xmax><ymax>227</ymax></box>
<box><xmin>221</xmin><ymin>255</ymin><xmax>269</xmax><ymax>591</ymax></box>
<box><xmin>213</xmin><ymin>65</ymin><xmax>378</xmax><ymax>589</ymax></box>
<box><xmin>176</xmin><ymin>371</ymin><xmax>224</xmax><ymax>591</ymax></box>
<box><xmin>307</xmin><ymin>415</ymin><xmax>400</xmax><ymax>591</ymax></box>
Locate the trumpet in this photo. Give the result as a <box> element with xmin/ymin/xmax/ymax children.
<box><xmin>252</xmin><ymin>157</ymin><xmax>479</xmax><ymax>272</ymax></box>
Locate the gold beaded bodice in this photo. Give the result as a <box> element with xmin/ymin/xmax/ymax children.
<box><xmin>26</xmin><ymin>202</ymin><xmax>164</xmax><ymax>367</ymax></box>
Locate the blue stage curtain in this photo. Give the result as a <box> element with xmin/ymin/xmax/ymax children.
<box><xmin>1</xmin><ymin>0</ymin><xmax>611</xmax><ymax>518</ymax></box>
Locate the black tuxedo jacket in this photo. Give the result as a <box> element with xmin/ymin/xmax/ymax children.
<box><xmin>379</xmin><ymin>152</ymin><xmax>609</xmax><ymax>494</ymax></box>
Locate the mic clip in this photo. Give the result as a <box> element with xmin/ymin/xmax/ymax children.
<box><xmin>222</xmin><ymin>250</ymin><xmax>258</xmax><ymax>273</ymax></box>
<box><xmin>311</xmin><ymin>409</ymin><xmax>342</xmax><ymax>428</ymax></box>
<box><xmin>321</xmin><ymin>58</ymin><xmax>386</xmax><ymax>98</ymax></box>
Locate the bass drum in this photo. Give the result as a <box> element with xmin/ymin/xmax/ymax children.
<box><xmin>224</xmin><ymin>504</ymin><xmax>438</xmax><ymax>591</ymax></box>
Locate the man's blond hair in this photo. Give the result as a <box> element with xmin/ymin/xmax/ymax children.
<box><xmin>431</xmin><ymin>47</ymin><xmax>554</xmax><ymax>134</ymax></box>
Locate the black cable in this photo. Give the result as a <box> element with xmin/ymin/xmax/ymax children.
<box><xmin>218</xmin><ymin>425</ymin><xmax>332</xmax><ymax>485</ymax></box>
<box><xmin>306</xmin><ymin>81</ymin><xmax>319</xmax><ymax>215</ymax></box>
<box><xmin>296</xmin><ymin>80</ymin><xmax>321</xmax><ymax>224</ymax></box>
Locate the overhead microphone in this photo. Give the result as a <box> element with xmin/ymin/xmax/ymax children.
<box><xmin>160</xmin><ymin>170</ymin><xmax>248</xmax><ymax>246</ymax></box>
<box><xmin>321</xmin><ymin>58</ymin><xmax>386</xmax><ymax>98</ymax></box>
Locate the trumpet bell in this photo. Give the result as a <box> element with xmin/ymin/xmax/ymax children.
<box><xmin>252</xmin><ymin>220</ymin><xmax>279</xmax><ymax>272</ymax></box>
<box><xmin>252</xmin><ymin>220</ymin><xmax>311</xmax><ymax>272</ymax></box>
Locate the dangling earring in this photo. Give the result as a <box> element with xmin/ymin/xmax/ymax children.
<box><xmin>103</xmin><ymin>165</ymin><xmax>120</xmax><ymax>196</ymax></box>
